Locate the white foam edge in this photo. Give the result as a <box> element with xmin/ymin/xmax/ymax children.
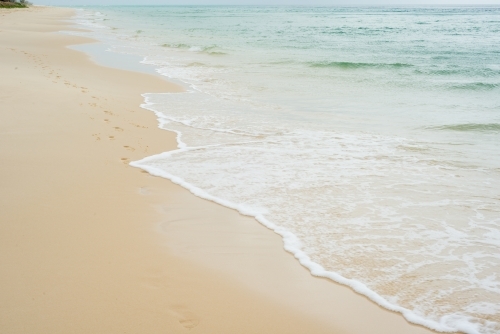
<box><xmin>129</xmin><ymin>92</ymin><xmax>483</xmax><ymax>334</ymax></box>
<box><xmin>140</xmin><ymin>94</ymin><xmax>264</xmax><ymax>140</ymax></box>
<box><xmin>139</xmin><ymin>57</ymin><xmax>208</xmax><ymax>94</ymax></box>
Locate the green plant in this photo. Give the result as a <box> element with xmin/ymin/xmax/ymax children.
<box><xmin>0</xmin><ymin>0</ymin><xmax>30</xmax><ymax>7</ymax></box>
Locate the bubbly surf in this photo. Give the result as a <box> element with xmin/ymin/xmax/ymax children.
<box><xmin>72</xmin><ymin>6</ymin><xmax>500</xmax><ymax>334</ymax></box>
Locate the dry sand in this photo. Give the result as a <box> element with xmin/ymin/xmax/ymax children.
<box><xmin>0</xmin><ymin>6</ymin><xmax>447</xmax><ymax>334</ymax></box>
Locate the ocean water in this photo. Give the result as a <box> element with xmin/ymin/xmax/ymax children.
<box><xmin>72</xmin><ymin>6</ymin><xmax>500</xmax><ymax>334</ymax></box>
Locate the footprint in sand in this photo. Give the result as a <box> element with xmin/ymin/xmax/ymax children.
<box><xmin>109</xmin><ymin>136</ymin><xmax>115</xmax><ymax>140</ymax></box>
<box><xmin>120</xmin><ymin>157</ymin><xmax>129</xmax><ymax>164</ymax></box>
<box><xmin>130</xmin><ymin>122</ymin><xmax>148</xmax><ymax>129</ymax></box>
<box><xmin>123</xmin><ymin>145</ymin><xmax>135</xmax><ymax>152</ymax></box>
<box><xmin>168</xmin><ymin>305</ymin><xmax>200</xmax><ymax>330</ymax></box>
<box><xmin>114</xmin><ymin>127</ymin><xmax>123</xmax><ymax>132</ymax></box>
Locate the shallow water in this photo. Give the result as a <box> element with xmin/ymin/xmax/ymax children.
<box><xmin>72</xmin><ymin>6</ymin><xmax>500</xmax><ymax>334</ymax></box>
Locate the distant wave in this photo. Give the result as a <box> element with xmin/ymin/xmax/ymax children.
<box><xmin>161</xmin><ymin>43</ymin><xmax>190</xmax><ymax>49</ymax></box>
<box><xmin>451</xmin><ymin>82</ymin><xmax>499</xmax><ymax>91</ymax></box>
<box><xmin>185</xmin><ymin>62</ymin><xmax>206</xmax><ymax>67</ymax></box>
<box><xmin>161</xmin><ymin>43</ymin><xmax>227</xmax><ymax>55</ymax></box>
<box><xmin>197</xmin><ymin>45</ymin><xmax>227</xmax><ymax>55</ymax></box>
<box><xmin>309</xmin><ymin>61</ymin><xmax>412</xmax><ymax>70</ymax></box>
<box><xmin>205</xmin><ymin>51</ymin><xmax>227</xmax><ymax>56</ymax></box>
<box><xmin>415</xmin><ymin>68</ymin><xmax>500</xmax><ymax>78</ymax></box>
<box><xmin>429</xmin><ymin>123</ymin><xmax>500</xmax><ymax>132</ymax></box>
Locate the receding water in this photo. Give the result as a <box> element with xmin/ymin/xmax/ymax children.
<box><xmin>72</xmin><ymin>6</ymin><xmax>500</xmax><ymax>334</ymax></box>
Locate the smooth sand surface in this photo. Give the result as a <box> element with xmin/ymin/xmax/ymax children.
<box><xmin>0</xmin><ymin>6</ymin><xmax>448</xmax><ymax>334</ymax></box>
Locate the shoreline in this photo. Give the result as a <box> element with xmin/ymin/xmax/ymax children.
<box><xmin>1</xmin><ymin>6</ymin><xmax>449</xmax><ymax>334</ymax></box>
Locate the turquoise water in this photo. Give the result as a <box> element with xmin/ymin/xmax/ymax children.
<box><xmin>73</xmin><ymin>6</ymin><xmax>500</xmax><ymax>334</ymax></box>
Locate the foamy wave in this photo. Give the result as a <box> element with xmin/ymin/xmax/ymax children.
<box><xmin>130</xmin><ymin>93</ymin><xmax>500</xmax><ymax>334</ymax></box>
<box><xmin>130</xmin><ymin>155</ymin><xmax>465</xmax><ymax>333</ymax></box>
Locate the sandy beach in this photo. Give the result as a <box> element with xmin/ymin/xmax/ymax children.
<box><xmin>0</xmin><ymin>6</ymin><xmax>447</xmax><ymax>334</ymax></box>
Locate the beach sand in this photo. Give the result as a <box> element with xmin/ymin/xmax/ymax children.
<box><xmin>0</xmin><ymin>6</ymin><xmax>446</xmax><ymax>334</ymax></box>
